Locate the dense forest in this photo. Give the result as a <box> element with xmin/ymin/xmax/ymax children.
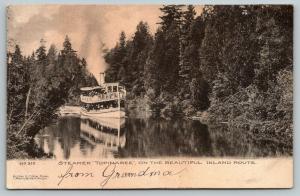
<box><xmin>7</xmin><ymin>36</ymin><xmax>97</xmax><ymax>158</ymax></box>
<box><xmin>7</xmin><ymin>5</ymin><xmax>293</xmax><ymax>158</ymax></box>
<box><xmin>105</xmin><ymin>5</ymin><xmax>293</xmax><ymax>148</ymax></box>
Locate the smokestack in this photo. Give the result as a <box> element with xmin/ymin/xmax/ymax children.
<box><xmin>99</xmin><ymin>72</ymin><xmax>105</xmax><ymax>85</ymax></box>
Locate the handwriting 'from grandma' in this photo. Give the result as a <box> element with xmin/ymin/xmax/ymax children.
<box><xmin>57</xmin><ymin>164</ymin><xmax>186</xmax><ymax>188</ymax></box>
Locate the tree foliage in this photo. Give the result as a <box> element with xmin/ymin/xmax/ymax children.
<box><xmin>104</xmin><ymin>5</ymin><xmax>293</xmax><ymax>147</ymax></box>
<box><xmin>7</xmin><ymin>36</ymin><xmax>97</xmax><ymax>158</ymax></box>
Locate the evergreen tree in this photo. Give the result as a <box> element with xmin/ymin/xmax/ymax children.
<box><xmin>7</xmin><ymin>45</ymin><xmax>27</xmax><ymax>122</ymax></box>
<box><xmin>119</xmin><ymin>31</ymin><xmax>126</xmax><ymax>51</ymax></box>
<box><xmin>179</xmin><ymin>5</ymin><xmax>205</xmax><ymax>100</ymax></box>
<box><xmin>105</xmin><ymin>31</ymin><xmax>127</xmax><ymax>83</ymax></box>
<box><xmin>190</xmin><ymin>74</ymin><xmax>210</xmax><ymax>111</ymax></box>
<box><xmin>144</xmin><ymin>28</ymin><xmax>165</xmax><ymax>100</ymax></box>
<box><xmin>158</xmin><ymin>5</ymin><xmax>183</xmax><ymax>93</ymax></box>
<box><xmin>7</xmin><ymin>36</ymin><xmax>99</xmax><ymax>158</ymax></box>
<box><xmin>62</xmin><ymin>35</ymin><xmax>74</xmax><ymax>55</ymax></box>
<box><xmin>159</xmin><ymin>5</ymin><xmax>184</xmax><ymax>31</ymax></box>
<box><xmin>129</xmin><ymin>22</ymin><xmax>153</xmax><ymax>95</ymax></box>
<box><xmin>254</xmin><ymin>6</ymin><xmax>292</xmax><ymax>91</ymax></box>
<box><xmin>47</xmin><ymin>44</ymin><xmax>57</xmax><ymax>63</ymax></box>
<box><xmin>35</xmin><ymin>39</ymin><xmax>48</xmax><ymax>77</ymax></box>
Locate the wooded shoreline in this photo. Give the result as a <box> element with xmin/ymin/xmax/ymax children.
<box><xmin>104</xmin><ymin>5</ymin><xmax>292</xmax><ymax>155</ymax></box>
<box><xmin>7</xmin><ymin>5</ymin><xmax>293</xmax><ymax>159</ymax></box>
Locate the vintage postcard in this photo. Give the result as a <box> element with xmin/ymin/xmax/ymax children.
<box><xmin>6</xmin><ymin>5</ymin><xmax>293</xmax><ymax>189</ymax></box>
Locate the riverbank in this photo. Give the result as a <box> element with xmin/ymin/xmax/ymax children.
<box><xmin>7</xmin><ymin>111</ymin><xmax>60</xmax><ymax>159</ymax></box>
<box><xmin>126</xmin><ymin>93</ymin><xmax>292</xmax><ymax>155</ymax></box>
<box><xmin>9</xmin><ymin>89</ymin><xmax>292</xmax><ymax>160</ymax></box>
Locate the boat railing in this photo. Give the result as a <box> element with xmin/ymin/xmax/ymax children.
<box><xmin>81</xmin><ymin>92</ymin><xmax>125</xmax><ymax>103</ymax></box>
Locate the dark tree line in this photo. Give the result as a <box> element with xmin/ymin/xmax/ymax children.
<box><xmin>104</xmin><ymin>5</ymin><xmax>293</xmax><ymax>146</ymax></box>
<box><xmin>7</xmin><ymin>5</ymin><xmax>293</xmax><ymax>158</ymax></box>
<box><xmin>7</xmin><ymin>36</ymin><xmax>97</xmax><ymax>158</ymax></box>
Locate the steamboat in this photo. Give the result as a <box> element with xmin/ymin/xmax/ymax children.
<box><xmin>80</xmin><ymin>73</ymin><xmax>126</xmax><ymax>118</ymax></box>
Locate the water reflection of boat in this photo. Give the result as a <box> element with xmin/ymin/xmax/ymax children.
<box><xmin>80</xmin><ymin>116</ymin><xmax>126</xmax><ymax>152</ymax></box>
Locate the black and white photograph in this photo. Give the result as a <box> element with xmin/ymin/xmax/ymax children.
<box><xmin>6</xmin><ymin>4</ymin><xmax>293</xmax><ymax>189</ymax></box>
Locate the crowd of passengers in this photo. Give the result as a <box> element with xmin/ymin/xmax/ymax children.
<box><xmin>81</xmin><ymin>101</ymin><xmax>118</xmax><ymax>111</ymax></box>
<box><xmin>82</xmin><ymin>91</ymin><xmax>119</xmax><ymax>98</ymax></box>
<box><xmin>81</xmin><ymin>86</ymin><xmax>120</xmax><ymax>96</ymax></box>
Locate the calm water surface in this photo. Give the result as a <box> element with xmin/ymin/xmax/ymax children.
<box><xmin>35</xmin><ymin>116</ymin><xmax>291</xmax><ymax>159</ymax></box>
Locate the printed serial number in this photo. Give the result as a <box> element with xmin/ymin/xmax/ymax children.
<box><xmin>19</xmin><ymin>161</ymin><xmax>36</xmax><ymax>166</ymax></box>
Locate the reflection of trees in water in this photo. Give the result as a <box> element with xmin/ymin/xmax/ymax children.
<box><xmin>38</xmin><ymin>127</ymin><xmax>55</xmax><ymax>153</ymax></box>
<box><xmin>208</xmin><ymin>124</ymin><xmax>291</xmax><ymax>157</ymax></box>
<box><xmin>208</xmin><ymin>125</ymin><xmax>249</xmax><ymax>157</ymax></box>
<box><xmin>36</xmin><ymin>126</ymin><xmax>56</xmax><ymax>157</ymax></box>
<box><xmin>35</xmin><ymin>116</ymin><xmax>290</xmax><ymax>159</ymax></box>
<box><xmin>119</xmin><ymin>118</ymin><xmax>212</xmax><ymax>157</ymax></box>
<box><xmin>55</xmin><ymin>117</ymin><xmax>81</xmax><ymax>159</ymax></box>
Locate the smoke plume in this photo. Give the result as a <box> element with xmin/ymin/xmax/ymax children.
<box><xmin>7</xmin><ymin>5</ymin><xmax>202</xmax><ymax>82</ymax></box>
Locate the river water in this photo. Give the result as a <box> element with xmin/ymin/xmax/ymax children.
<box><xmin>34</xmin><ymin>115</ymin><xmax>291</xmax><ymax>159</ymax></box>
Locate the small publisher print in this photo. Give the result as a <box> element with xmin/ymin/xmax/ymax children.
<box><xmin>13</xmin><ymin>175</ymin><xmax>48</xmax><ymax>181</ymax></box>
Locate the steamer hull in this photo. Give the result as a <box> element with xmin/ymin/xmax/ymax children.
<box><xmin>81</xmin><ymin>109</ymin><xmax>125</xmax><ymax>118</ymax></box>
